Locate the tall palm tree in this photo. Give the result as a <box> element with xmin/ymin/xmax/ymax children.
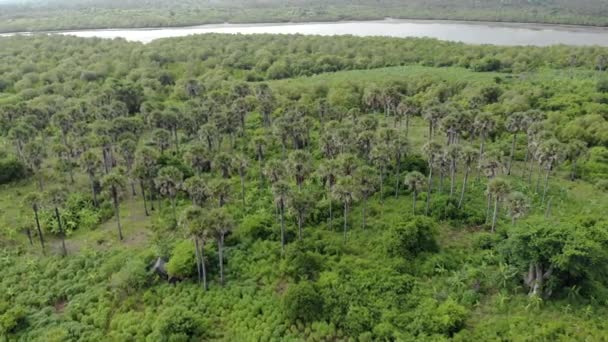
<box><xmin>287</xmin><ymin>150</ymin><xmax>312</xmax><ymax>191</ymax></box>
<box><xmin>423</xmin><ymin>141</ymin><xmax>443</xmax><ymax>216</ymax></box>
<box><xmin>152</xmin><ymin>128</ymin><xmax>171</xmax><ymax>155</ymax></box>
<box><xmin>404</xmin><ymin>171</ymin><xmax>425</xmax><ymax>214</ymax></box>
<box><xmin>80</xmin><ymin>150</ymin><xmax>101</xmax><ymax>207</ymax></box>
<box><xmin>396</xmin><ymin>97</ymin><xmax>418</xmax><ymax>136</ymax></box>
<box><xmin>22</xmin><ymin>192</ymin><xmax>45</xmax><ymax>253</ymax></box>
<box><xmin>45</xmin><ymin>187</ymin><xmax>67</xmax><ymax>256</ymax></box>
<box><xmin>565</xmin><ymin>139</ymin><xmax>587</xmax><ymax>181</ymax></box>
<box><xmin>316</xmin><ymin>159</ymin><xmax>338</xmax><ymax>230</ymax></box>
<box><xmin>101</xmin><ymin>172</ymin><xmax>127</xmax><ymax>241</ymax></box>
<box><xmin>446</xmin><ymin>144</ymin><xmax>462</xmax><ymax>198</ymax></box>
<box><xmin>287</xmin><ymin>190</ymin><xmax>315</xmax><ymax>240</ymax></box>
<box><xmin>272</xmin><ymin>181</ymin><xmax>291</xmax><ymax>253</ymax></box>
<box><xmin>371</xmin><ymin>143</ymin><xmax>391</xmax><ymax>206</ymax></box>
<box><xmin>155</xmin><ymin>166</ymin><xmax>184</xmax><ymax>222</ymax></box>
<box><xmin>183</xmin><ymin>176</ymin><xmax>209</xmax><ymax>206</ymax></box>
<box><xmin>210</xmin><ymin>179</ymin><xmax>231</xmax><ymax>208</ymax></box>
<box><xmin>474</xmin><ymin>112</ymin><xmax>497</xmax><ymax>180</ymax></box>
<box><xmin>392</xmin><ymin>131</ymin><xmax>409</xmax><ymax>198</ymax></box>
<box><xmin>214</xmin><ymin>152</ymin><xmax>233</xmax><ymax>179</ymax></box>
<box><xmin>537</xmin><ymin>138</ymin><xmax>563</xmax><ymax>205</ymax></box>
<box><xmin>180</xmin><ymin>205</ymin><xmax>209</xmax><ymax>289</ymax></box>
<box><xmin>23</xmin><ymin>139</ymin><xmax>47</xmax><ymax>191</ymax></box>
<box><xmin>264</xmin><ymin>159</ymin><xmax>286</xmax><ymax>185</ymax></box>
<box><xmin>206</xmin><ymin>208</ymin><xmax>234</xmax><ymax>286</ymax></box>
<box><xmin>505</xmin><ymin>112</ymin><xmax>526</xmax><ymax>175</ymax></box>
<box><xmin>423</xmin><ymin>105</ymin><xmax>445</xmax><ymax>142</ymax></box>
<box><xmin>506</xmin><ymin>191</ymin><xmax>530</xmax><ymax>225</ymax></box>
<box><xmin>458</xmin><ymin>146</ymin><xmax>477</xmax><ymax>209</ymax></box>
<box><xmin>487</xmin><ymin>178</ymin><xmax>511</xmax><ymax>233</ymax></box>
<box><xmin>355</xmin><ymin>165</ymin><xmax>378</xmax><ymax>229</ymax></box>
<box><xmin>184</xmin><ymin>143</ymin><xmax>211</xmax><ymax>176</ymax></box>
<box><xmin>232</xmin><ymin>154</ymin><xmax>249</xmax><ymax>207</ymax></box>
<box><xmin>8</xmin><ymin>121</ymin><xmax>35</xmax><ymax>163</ymax></box>
<box><xmin>251</xmin><ymin>135</ymin><xmax>267</xmax><ymax>184</ymax></box>
<box><xmin>332</xmin><ymin>176</ymin><xmax>358</xmax><ymax>242</ymax></box>
<box><xmin>134</xmin><ymin>146</ymin><xmax>159</xmax><ymax>215</ymax></box>
<box><xmin>118</xmin><ymin>138</ymin><xmax>138</xmax><ymax>196</ymax></box>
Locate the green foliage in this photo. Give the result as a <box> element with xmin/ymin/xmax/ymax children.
<box><xmin>386</xmin><ymin>215</ymin><xmax>439</xmax><ymax>258</ymax></box>
<box><xmin>0</xmin><ymin>157</ymin><xmax>28</xmax><ymax>184</ymax></box>
<box><xmin>283</xmin><ymin>281</ymin><xmax>324</xmax><ymax>324</ymax></box>
<box><xmin>41</xmin><ymin>193</ymin><xmax>102</xmax><ymax>235</ymax></box>
<box><xmin>152</xmin><ymin>307</ymin><xmax>207</xmax><ymax>341</ymax></box>
<box><xmin>166</xmin><ymin>239</ymin><xmax>196</xmax><ymax>279</ymax></box>
<box><xmin>597</xmin><ymin>78</ymin><xmax>608</xmax><ymax>93</ymax></box>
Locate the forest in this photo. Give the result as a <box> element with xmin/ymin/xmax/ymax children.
<box><xmin>1</xmin><ymin>0</ymin><xmax>608</xmax><ymax>33</ymax></box>
<box><xmin>0</xmin><ymin>32</ymin><xmax>608</xmax><ymax>340</ymax></box>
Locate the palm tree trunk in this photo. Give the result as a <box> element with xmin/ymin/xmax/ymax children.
<box><xmin>140</xmin><ymin>180</ymin><xmax>149</xmax><ymax>216</ymax></box>
<box><xmin>297</xmin><ymin>215</ymin><xmax>303</xmax><ymax>240</ymax></box>
<box><xmin>171</xmin><ymin>197</ymin><xmax>177</xmax><ymax>223</ymax></box>
<box><xmin>362</xmin><ymin>195</ymin><xmax>367</xmax><ymax>229</ymax></box>
<box><xmin>25</xmin><ymin>227</ymin><xmax>33</xmax><ymax>245</ymax></box>
<box><xmin>194</xmin><ymin>237</ymin><xmax>202</xmax><ymax>284</ymax></box>
<box><xmin>439</xmin><ymin>170</ymin><xmax>445</xmax><ymax>193</ymax></box>
<box><xmin>218</xmin><ymin>234</ymin><xmax>225</xmax><ymax>286</ymax></box>
<box><xmin>55</xmin><ymin>207</ymin><xmax>67</xmax><ymax>257</ymax></box>
<box><xmin>200</xmin><ymin>242</ymin><xmax>208</xmax><ymax>290</ymax></box>
<box><xmin>425</xmin><ymin>165</ymin><xmax>434</xmax><ymax>216</ymax></box>
<box><xmin>542</xmin><ymin>167</ymin><xmax>551</xmax><ymax>205</ymax></box>
<box><xmin>394</xmin><ymin>156</ymin><xmax>401</xmax><ymax>198</ymax></box>
<box><xmin>405</xmin><ymin>115</ymin><xmax>410</xmax><ymax>138</ymax></box>
<box><xmin>113</xmin><ymin>188</ymin><xmax>123</xmax><ymax>241</ymax></box>
<box><xmin>279</xmin><ymin>202</ymin><xmax>285</xmax><ymax>254</ymax></box>
<box><xmin>412</xmin><ymin>191</ymin><xmax>417</xmax><ymax>213</ymax></box>
<box><xmin>485</xmin><ymin>193</ymin><xmax>492</xmax><ymax>224</ymax></box>
<box><xmin>34</xmin><ymin>208</ymin><xmax>45</xmax><ymax>253</ymax></box>
<box><xmin>522</xmin><ymin>145</ymin><xmax>530</xmax><ymax>179</ymax></box>
<box><xmin>449</xmin><ymin>158</ymin><xmax>456</xmax><ymax>197</ymax></box>
<box><xmin>37</xmin><ymin>175</ymin><xmax>44</xmax><ymax>192</ymax></box>
<box><xmin>491</xmin><ymin>197</ymin><xmax>499</xmax><ymax>233</ymax></box>
<box><xmin>130</xmin><ymin>179</ymin><xmax>136</xmax><ymax>197</ymax></box>
<box><xmin>149</xmin><ymin>180</ymin><xmax>155</xmax><ymax>211</ymax></box>
<box><xmin>570</xmin><ymin>159</ymin><xmax>577</xmax><ymax>181</ymax></box>
<box><xmin>328</xmin><ymin>187</ymin><xmax>333</xmax><ymax>230</ymax></box>
<box><xmin>240</xmin><ymin>173</ymin><xmax>246</xmax><ymax>208</ymax></box>
<box><xmin>527</xmin><ymin>155</ymin><xmax>535</xmax><ymax>185</ymax></box>
<box><xmin>89</xmin><ymin>175</ymin><xmax>98</xmax><ymax>207</ymax></box>
<box><xmin>458</xmin><ymin>166</ymin><xmax>470</xmax><ymax>209</ymax></box>
<box><xmin>379</xmin><ymin>167</ymin><xmax>384</xmax><ymax>208</ymax></box>
<box><xmin>343</xmin><ymin>203</ymin><xmax>348</xmax><ymax>243</ymax></box>
<box><xmin>477</xmin><ymin>135</ymin><xmax>486</xmax><ymax>181</ymax></box>
<box><xmin>508</xmin><ymin>133</ymin><xmax>517</xmax><ymax>175</ymax></box>
<box><xmin>535</xmin><ymin>163</ymin><xmax>543</xmax><ymax>193</ymax></box>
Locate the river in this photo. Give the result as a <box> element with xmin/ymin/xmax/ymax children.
<box><xmin>2</xmin><ymin>19</ymin><xmax>608</xmax><ymax>46</ymax></box>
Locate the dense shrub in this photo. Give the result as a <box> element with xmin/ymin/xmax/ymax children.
<box><xmin>0</xmin><ymin>157</ymin><xmax>28</xmax><ymax>184</ymax></box>
<box><xmin>166</xmin><ymin>239</ymin><xmax>196</xmax><ymax>279</ymax></box>
<box><xmin>283</xmin><ymin>281</ymin><xmax>324</xmax><ymax>323</ymax></box>
<box><xmin>386</xmin><ymin>215</ymin><xmax>439</xmax><ymax>258</ymax></box>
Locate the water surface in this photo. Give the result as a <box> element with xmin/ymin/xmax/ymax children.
<box><xmin>3</xmin><ymin>19</ymin><xmax>608</xmax><ymax>46</ymax></box>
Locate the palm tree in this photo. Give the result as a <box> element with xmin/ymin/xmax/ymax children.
<box><xmin>198</xmin><ymin>123</ymin><xmax>218</xmax><ymax>151</ymax></box>
<box><xmin>264</xmin><ymin>159</ymin><xmax>286</xmax><ymax>185</ymax></box>
<box><xmin>52</xmin><ymin>143</ymin><xmax>75</xmax><ymax>184</ymax></box>
<box><xmin>8</xmin><ymin>121</ymin><xmax>35</xmax><ymax>163</ymax></box>
<box><xmin>287</xmin><ymin>150</ymin><xmax>312</xmax><ymax>191</ymax></box>
<box><xmin>272</xmin><ymin>180</ymin><xmax>291</xmax><ymax>253</ymax></box>
<box><xmin>206</xmin><ymin>208</ymin><xmax>233</xmax><ymax>286</ymax></box>
<box><xmin>422</xmin><ymin>141</ymin><xmax>443</xmax><ymax>216</ymax></box>
<box><xmin>404</xmin><ymin>171</ymin><xmax>425</xmax><ymax>214</ymax></box>
<box><xmin>22</xmin><ymin>192</ymin><xmax>45</xmax><ymax>253</ymax></box>
<box><xmin>118</xmin><ymin>138</ymin><xmax>138</xmax><ymax>196</ymax></box>
<box><xmin>23</xmin><ymin>139</ymin><xmax>47</xmax><ymax>191</ymax></box>
<box><xmin>80</xmin><ymin>150</ymin><xmax>101</xmax><ymax>207</ymax></box>
<box><xmin>445</xmin><ymin>144</ymin><xmax>462</xmax><ymax>198</ymax></box>
<box><xmin>155</xmin><ymin>166</ymin><xmax>184</xmax><ymax>222</ymax></box>
<box><xmin>396</xmin><ymin>98</ymin><xmax>418</xmax><ymax>136</ymax></box>
<box><xmin>371</xmin><ymin>143</ymin><xmax>391</xmax><ymax>206</ymax></box>
<box><xmin>332</xmin><ymin>176</ymin><xmax>358</xmax><ymax>242</ymax></box>
<box><xmin>316</xmin><ymin>159</ymin><xmax>338</xmax><ymax>229</ymax></box>
<box><xmin>46</xmin><ymin>187</ymin><xmax>67</xmax><ymax>256</ymax></box>
<box><xmin>392</xmin><ymin>131</ymin><xmax>409</xmax><ymax>198</ymax></box>
<box><xmin>134</xmin><ymin>146</ymin><xmax>159</xmax><ymax>215</ymax></box>
<box><xmin>101</xmin><ymin>172</ymin><xmax>127</xmax><ymax>241</ymax></box>
<box><xmin>183</xmin><ymin>176</ymin><xmax>209</xmax><ymax>206</ymax></box>
<box><xmin>210</xmin><ymin>179</ymin><xmax>231</xmax><ymax>208</ymax></box>
<box><xmin>474</xmin><ymin>112</ymin><xmax>497</xmax><ymax>180</ymax></box>
<box><xmin>214</xmin><ymin>152</ymin><xmax>233</xmax><ymax>179</ymax></box>
<box><xmin>506</xmin><ymin>192</ymin><xmax>530</xmax><ymax>225</ymax></box>
<box><xmin>487</xmin><ymin>178</ymin><xmax>511</xmax><ymax>233</ymax></box>
<box><xmin>251</xmin><ymin>135</ymin><xmax>267</xmax><ymax>184</ymax></box>
<box><xmin>152</xmin><ymin>128</ymin><xmax>171</xmax><ymax>155</ymax></box>
<box><xmin>422</xmin><ymin>105</ymin><xmax>445</xmax><ymax>142</ymax></box>
<box><xmin>505</xmin><ymin>112</ymin><xmax>526</xmax><ymax>175</ymax></box>
<box><xmin>288</xmin><ymin>190</ymin><xmax>315</xmax><ymax>240</ymax></box>
<box><xmin>565</xmin><ymin>139</ymin><xmax>587</xmax><ymax>181</ymax></box>
<box><xmin>184</xmin><ymin>143</ymin><xmax>211</xmax><ymax>176</ymax></box>
<box><xmin>458</xmin><ymin>146</ymin><xmax>477</xmax><ymax>209</ymax></box>
<box><xmin>355</xmin><ymin>165</ymin><xmax>378</xmax><ymax>228</ymax></box>
<box><xmin>180</xmin><ymin>205</ymin><xmax>209</xmax><ymax>289</ymax></box>
<box><xmin>537</xmin><ymin>138</ymin><xmax>563</xmax><ymax>205</ymax></box>
<box><xmin>232</xmin><ymin>154</ymin><xmax>249</xmax><ymax>207</ymax></box>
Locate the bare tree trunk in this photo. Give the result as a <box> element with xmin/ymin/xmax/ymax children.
<box><xmin>240</xmin><ymin>172</ymin><xmax>246</xmax><ymax>208</ymax></box>
<box><xmin>34</xmin><ymin>208</ymin><xmax>45</xmax><ymax>253</ymax></box>
<box><xmin>194</xmin><ymin>237</ymin><xmax>202</xmax><ymax>284</ymax></box>
<box><xmin>362</xmin><ymin>195</ymin><xmax>367</xmax><ymax>229</ymax></box>
<box><xmin>425</xmin><ymin>165</ymin><xmax>434</xmax><ymax>216</ymax></box>
<box><xmin>412</xmin><ymin>191</ymin><xmax>417</xmax><ymax>213</ymax></box>
<box><xmin>140</xmin><ymin>180</ymin><xmax>149</xmax><ymax>216</ymax></box>
<box><xmin>297</xmin><ymin>215</ymin><xmax>303</xmax><ymax>240</ymax></box>
<box><xmin>507</xmin><ymin>133</ymin><xmax>517</xmax><ymax>175</ymax></box>
<box><xmin>55</xmin><ymin>207</ymin><xmax>67</xmax><ymax>257</ymax></box>
<box><xmin>279</xmin><ymin>202</ymin><xmax>285</xmax><ymax>254</ymax></box>
<box><xmin>343</xmin><ymin>203</ymin><xmax>348</xmax><ymax>243</ymax></box>
<box><xmin>542</xmin><ymin>167</ymin><xmax>551</xmax><ymax>205</ymax></box>
<box><xmin>458</xmin><ymin>166</ymin><xmax>470</xmax><ymax>209</ymax></box>
<box><xmin>491</xmin><ymin>197</ymin><xmax>499</xmax><ymax>233</ymax></box>
<box><xmin>477</xmin><ymin>135</ymin><xmax>486</xmax><ymax>181</ymax></box>
<box><xmin>218</xmin><ymin>234</ymin><xmax>225</xmax><ymax>286</ymax></box>
<box><xmin>200</xmin><ymin>242</ymin><xmax>208</xmax><ymax>290</ymax></box>
<box><xmin>112</xmin><ymin>188</ymin><xmax>123</xmax><ymax>241</ymax></box>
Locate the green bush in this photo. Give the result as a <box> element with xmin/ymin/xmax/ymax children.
<box><xmin>153</xmin><ymin>307</ymin><xmax>207</xmax><ymax>341</ymax></box>
<box><xmin>283</xmin><ymin>281</ymin><xmax>324</xmax><ymax>324</ymax></box>
<box><xmin>166</xmin><ymin>239</ymin><xmax>196</xmax><ymax>279</ymax></box>
<box><xmin>0</xmin><ymin>157</ymin><xmax>28</xmax><ymax>184</ymax></box>
<box><xmin>386</xmin><ymin>215</ymin><xmax>439</xmax><ymax>258</ymax></box>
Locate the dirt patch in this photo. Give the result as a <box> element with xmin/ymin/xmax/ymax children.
<box><xmin>54</xmin><ymin>298</ymin><xmax>67</xmax><ymax>314</ymax></box>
